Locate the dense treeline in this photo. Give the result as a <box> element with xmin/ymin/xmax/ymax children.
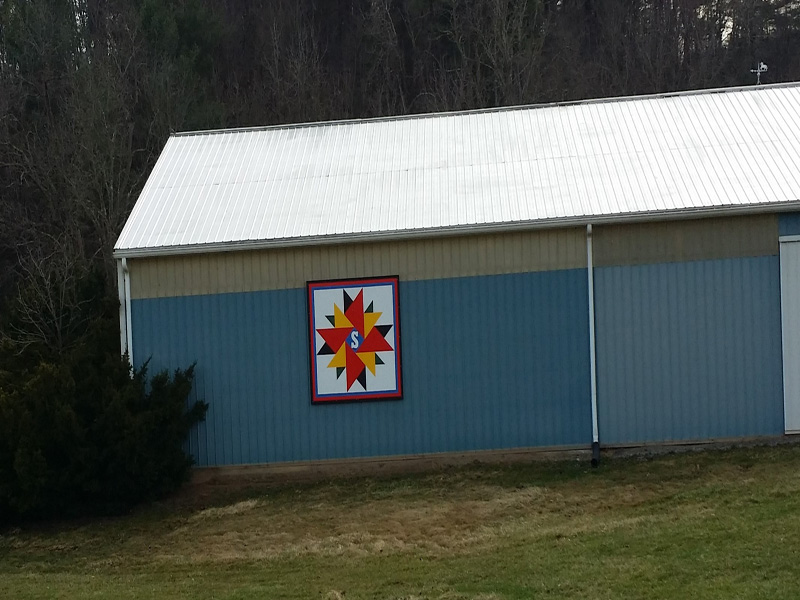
<box><xmin>2</xmin><ymin>0</ymin><xmax>800</xmax><ymax>325</ymax></box>
<box><xmin>0</xmin><ymin>0</ymin><xmax>799</xmax><ymax>518</ymax></box>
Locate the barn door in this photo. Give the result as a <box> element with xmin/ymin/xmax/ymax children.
<box><xmin>781</xmin><ymin>240</ymin><xmax>800</xmax><ymax>433</ymax></box>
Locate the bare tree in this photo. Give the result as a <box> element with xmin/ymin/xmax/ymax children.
<box><xmin>6</xmin><ymin>232</ymin><xmax>97</xmax><ymax>353</ymax></box>
<box><xmin>431</xmin><ymin>0</ymin><xmax>548</xmax><ymax>111</ymax></box>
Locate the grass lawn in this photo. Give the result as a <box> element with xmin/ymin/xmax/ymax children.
<box><xmin>3</xmin><ymin>444</ymin><xmax>800</xmax><ymax>599</ymax></box>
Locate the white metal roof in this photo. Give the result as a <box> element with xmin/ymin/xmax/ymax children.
<box><xmin>115</xmin><ymin>83</ymin><xmax>800</xmax><ymax>257</ymax></box>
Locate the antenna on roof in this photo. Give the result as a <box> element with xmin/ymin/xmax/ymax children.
<box><xmin>750</xmin><ymin>62</ymin><xmax>768</xmax><ymax>85</ymax></box>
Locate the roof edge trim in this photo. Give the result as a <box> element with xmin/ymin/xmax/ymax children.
<box><xmin>114</xmin><ymin>201</ymin><xmax>800</xmax><ymax>259</ymax></box>
<box><xmin>172</xmin><ymin>81</ymin><xmax>800</xmax><ymax>138</ymax></box>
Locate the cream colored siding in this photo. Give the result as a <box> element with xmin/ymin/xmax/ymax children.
<box><xmin>593</xmin><ymin>215</ymin><xmax>779</xmax><ymax>268</ymax></box>
<box><xmin>130</xmin><ymin>228</ymin><xmax>586</xmax><ymax>299</ymax></box>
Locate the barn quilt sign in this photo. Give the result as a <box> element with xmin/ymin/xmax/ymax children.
<box><xmin>308</xmin><ymin>276</ymin><xmax>402</xmax><ymax>403</ymax></box>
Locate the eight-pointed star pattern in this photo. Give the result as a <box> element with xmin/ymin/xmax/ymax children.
<box><xmin>315</xmin><ymin>289</ymin><xmax>394</xmax><ymax>391</ymax></box>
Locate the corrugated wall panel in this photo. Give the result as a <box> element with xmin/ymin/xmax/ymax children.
<box><xmin>129</xmin><ymin>228</ymin><xmax>586</xmax><ymax>299</ymax></box>
<box><xmin>593</xmin><ymin>214</ymin><xmax>778</xmax><ymax>267</ymax></box>
<box><xmin>130</xmin><ymin>269</ymin><xmax>591</xmax><ymax>465</ymax></box>
<box><xmin>779</xmin><ymin>212</ymin><xmax>800</xmax><ymax>237</ymax></box>
<box><xmin>595</xmin><ymin>256</ymin><xmax>784</xmax><ymax>444</ymax></box>
<box><xmin>781</xmin><ymin>241</ymin><xmax>800</xmax><ymax>432</ymax></box>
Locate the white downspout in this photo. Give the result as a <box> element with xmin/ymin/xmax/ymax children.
<box><xmin>587</xmin><ymin>224</ymin><xmax>600</xmax><ymax>466</ymax></box>
<box><xmin>119</xmin><ymin>258</ymin><xmax>134</xmax><ymax>367</ymax></box>
<box><xmin>117</xmin><ymin>259</ymin><xmax>127</xmax><ymax>357</ymax></box>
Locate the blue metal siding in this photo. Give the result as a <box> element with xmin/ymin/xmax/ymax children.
<box><xmin>131</xmin><ymin>270</ymin><xmax>592</xmax><ymax>466</ymax></box>
<box><xmin>779</xmin><ymin>213</ymin><xmax>800</xmax><ymax>237</ymax></box>
<box><xmin>594</xmin><ymin>256</ymin><xmax>784</xmax><ymax>444</ymax></box>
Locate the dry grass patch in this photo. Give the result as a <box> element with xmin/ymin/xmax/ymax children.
<box><xmin>157</xmin><ymin>483</ymin><xmax>555</xmax><ymax>563</ymax></box>
<box><xmin>4</xmin><ymin>444</ymin><xmax>800</xmax><ymax>599</ymax></box>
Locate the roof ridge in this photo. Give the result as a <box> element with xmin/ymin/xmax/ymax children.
<box><xmin>173</xmin><ymin>81</ymin><xmax>800</xmax><ymax>138</ymax></box>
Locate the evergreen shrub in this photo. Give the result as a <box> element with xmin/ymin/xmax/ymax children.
<box><xmin>0</xmin><ymin>317</ymin><xmax>207</xmax><ymax>523</ymax></box>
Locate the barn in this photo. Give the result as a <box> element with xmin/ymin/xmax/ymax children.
<box><xmin>114</xmin><ymin>82</ymin><xmax>800</xmax><ymax>469</ymax></box>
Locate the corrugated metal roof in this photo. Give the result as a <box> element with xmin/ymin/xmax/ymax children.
<box><xmin>115</xmin><ymin>83</ymin><xmax>800</xmax><ymax>257</ymax></box>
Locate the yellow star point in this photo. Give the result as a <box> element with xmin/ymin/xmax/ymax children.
<box><xmin>328</xmin><ymin>344</ymin><xmax>347</xmax><ymax>369</ymax></box>
<box><xmin>364</xmin><ymin>311</ymin><xmax>382</xmax><ymax>335</ymax></box>
<box><xmin>357</xmin><ymin>351</ymin><xmax>377</xmax><ymax>375</ymax></box>
<box><xmin>334</xmin><ymin>304</ymin><xmax>352</xmax><ymax>328</ymax></box>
